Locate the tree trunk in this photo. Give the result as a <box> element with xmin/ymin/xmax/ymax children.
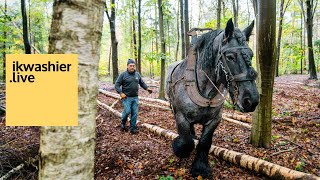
<box><xmin>250</xmin><ymin>0</ymin><xmax>276</xmax><ymax>148</ymax></box>
<box><xmin>276</xmin><ymin>0</ymin><xmax>285</xmax><ymax>77</ymax></box>
<box><xmin>301</xmin><ymin>11</ymin><xmax>303</xmax><ymax>74</ymax></box>
<box><xmin>252</xmin><ymin>0</ymin><xmax>257</xmax><ymax>16</ymax></box>
<box><xmin>108</xmin><ymin>45</ymin><xmax>111</xmax><ymax>76</ymax></box>
<box><xmin>217</xmin><ymin>0</ymin><xmax>222</xmax><ymax>29</ymax></box>
<box><xmin>137</xmin><ymin>0</ymin><xmax>142</xmax><ymax>73</ymax></box>
<box><xmin>3</xmin><ymin>0</ymin><xmax>7</xmax><ymax>81</ymax></box>
<box><xmin>305</xmin><ymin>0</ymin><xmax>318</xmax><ymax>79</ymax></box>
<box><xmin>184</xmin><ymin>0</ymin><xmax>190</xmax><ymax>53</ymax></box>
<box><xmin>2</xmin><ymin>2</ymin><xmax>7</xmax><ymax>80</ymax></box>
<box><xmin>175</xmin><ymin>1</ymin><xmax>180</xmax><ymax>61</ymax></box>
<box><xmin>180</xmin><ymin>0</ymin><xmax>185</xmax><ymax>59</ymax></box>
<box><xmin>158</xmin><ymin>0</ymin><xmax>166</xmax><ymax>99</ymax></box>
<box><xmin>21</xmin><ymin>0</ymin><xmax>31</xmax><ymax>54</ymax></box>
<box><xmin>232</xmin><ymin>0</ymin><xmax>239</xmax><ymax>27</ymax></box>
<box><xmin>131</xmin><ymin>0</ymin><xmax>138</xmax><ymax>65</ymax></box>
<box><xmin>28</xmin><ymin>0</ymin><xmax>31</xmax><ymax>49</ymax></box>
<box><xmin>106</xmin><ymin>0</ymin><xmax>119</xmax><ymax>83</ymax></box>
<box><xmin>155</xmin><ymin>2</ymin><xmax>159</xmax><ymax>54</ymax></box>
<box><xmin>40</xmin><ymin>0</ymin><xmax>105</xmax><ymax>179</ymax></box>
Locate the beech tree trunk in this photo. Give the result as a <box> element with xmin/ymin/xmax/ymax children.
<box><xmin>137</xmin><ymin>0</ymin><xmax>142</xmax><ymax>73</ymax></box>
<box><xmin>21</xmin><ymin>0</ymin><xmax>31</xmax><ymax>54</ymax></box>
<box><xmin>2</xmin><ymin>0</ymin><xmax>7</xmax><ymax>81</ymax></box>
<box><xmin>175</xmin><ymin>1</ymin><xmax>180</xmax><ymax>61</ymax></box>
<box><xmin>39</xmin><ymin>0</ymin><xmax>105</xmax><ymax>179</ymax></box>
<box><xmin>158</xmin><ymin>0</ymin><xmax>166</xmax><ymax>99</ymax></box>
<box><xmin>184</xmin><ymin>0</ymin><xmax>190</xmax><ymax>53</ymax></box>
<box><xmin>305</xmin><ymin>0</ymin><xmax>318</xmax><ymax>79</ymax></box>
<box><xmin>217</xmin><ymin>0</ymin><xmax>222</xmax><ymax>29</ymax></box>
<box><xmin>276</xmin><ymin>0</ymin><xmax>292</xmax><ymax>77</ymax></box>
<box><xmin>180</xmin><ymin>0</ymin><xmax>185</xmax><ymax>59</ymax></box>
<box><xmin>232</xmin><ymin>0</ymin><xmax>239</xmax><ymax>27</ymax></box>
<box><xmin>106</xmin><ymin>0</ymin><xmax>119</xmax><ymax>83</ymax></box>
<box><xmin>250</xmin><ymin>0</ymin><xmax>277</xmax><ymax>148</ymax></box>
<box><xmin>131</xmin><ymin>0</ymin><xmax>138</xmax><ymax>66</ymax></box>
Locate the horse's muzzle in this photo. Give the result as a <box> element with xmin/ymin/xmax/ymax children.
<box><xmin>237</xmin><ymin>89</ymin><xmax>259</xmax><ymax>112</ymax></box>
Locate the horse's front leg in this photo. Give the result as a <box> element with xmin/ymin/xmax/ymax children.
<box><xmin>190</xmin><ymin>118</ymin><xmax>221</xmax><ymax>178</ymax></box>
<box><xmin>172</xmin><ymin>111</ymin><xmax>195</xmax><ymax>158</ymax></box>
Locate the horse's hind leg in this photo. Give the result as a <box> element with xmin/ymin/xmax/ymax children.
<box><xmin>190</xmin><ymin>119</ymin><xmax>221</xmax><ymax>178</ymax></box>
<box><xmin>172</xmin><ymin>111</ymin><xmax>195</xmax><ymax>158</ymax></box>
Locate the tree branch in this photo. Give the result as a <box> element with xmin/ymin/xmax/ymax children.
<box><xmin>105</xmin><ymin>2</ymin><xmax>111</xmax><ymax>22</ymax></box>
<box><xmin>312</xmin><ymin>0</ymin><xmax>318</xmax><ymax>18</ymax></box>
<box><xmin>283</xmin><ymin>0</ymin><xmax>293</xmax><ymax>14</ymax></box>
<box><xmin>298</xmin><ymin>0</ymin><xmax>306</xmax><ymax>21</ymax></box>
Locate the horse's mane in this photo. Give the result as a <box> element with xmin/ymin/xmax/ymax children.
<box><xmin>193</xmin><ymin>28</ymin><xmax>248</xmax><ymax>70</ymax></box>
<box><xmin>193</xmin><ymin>29</ymin><xmax>223</xmax><ymax>70</ymax></box>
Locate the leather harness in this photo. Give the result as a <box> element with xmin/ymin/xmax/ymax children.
<box><xmin>168</xmin><ymin>28</ymin><xmax>257</xmax><ymax>108</ymax></box>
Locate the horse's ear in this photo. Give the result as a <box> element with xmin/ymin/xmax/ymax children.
<box><xmin>243</xmin><ymin>20</ymin><xmax>255</xmax><ymax>41</ymax></box>
<box><xmin>224</xmin><ymin>18</ymin><xmax>234</xmax><ymax>41</ymax></box>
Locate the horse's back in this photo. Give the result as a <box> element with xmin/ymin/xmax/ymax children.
<box><xmin>165</xmin><ymin>60</ymin><xmax>184</xmax><ymax>98</ymax></box>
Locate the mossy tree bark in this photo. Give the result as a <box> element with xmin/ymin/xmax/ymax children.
<box><xmin>250</xmin><ymin>0</ymin><xmax>277</xmax><ymax>148</ymax></box>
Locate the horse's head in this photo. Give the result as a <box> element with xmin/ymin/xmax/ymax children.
<box><xmin>214</xmin><ymin>19</ymin><xmax>259</xmax><ymax>112</ymax></box>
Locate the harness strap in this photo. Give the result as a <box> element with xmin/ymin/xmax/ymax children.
<box><xmin>185</xmin><ymin>46</ymin><xmax>225</xmax><ymax>107</ymax></box>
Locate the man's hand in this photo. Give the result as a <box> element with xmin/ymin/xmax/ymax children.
<box><xmin>147</xmin><ymin>88</ymin><xmax>153</xmax><ymax>94</ymax></box>
<box><xmin>120</xmin><ymin>93</ymin><xmax>127</xmax><ymax>99</ymax></box>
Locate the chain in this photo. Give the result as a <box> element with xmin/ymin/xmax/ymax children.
<box><xmin>216</xmin><ymin>60</ymin><xmax>231</xmax><ymax>89</ymax></box>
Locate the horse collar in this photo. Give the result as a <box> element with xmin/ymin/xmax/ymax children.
<box><xmin>185</xmin><ymin>46</ymin><xmax>226</xmax><ymax>108</ymax></box>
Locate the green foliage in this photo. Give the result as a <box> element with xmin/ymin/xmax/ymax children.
<box><xmin>272</xmin><ymin>135</ymin><xmax>280</xmax><ymax>141</ymax></box>
<box><xmin>158</xmin><ymin>175</ymin><xmax>174</xmax><ymax>180</ymax></box>
<box><xmin>295</xmin><ymin>161</ymin><xmax>305</xmax><ymax>172</ymax></box>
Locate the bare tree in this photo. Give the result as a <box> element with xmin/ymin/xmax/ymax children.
<box><xmin>299</xmin><ymin>0</ymin><xmax>318</xmax><ymax>79</ymax></box>
<box><xmin>2</xmin><ymin>0</ymin><xmax>7</xmax><ymax>81</ymax></box>
<box><xmin>39</xmin><ymin>0</ymin><xmax>106</xmax><ymax>178</ymax></box>
<box><xmin>106</xmin><ymin>0</ymin><xmax>119</xmax><ymax>83</ymax></box>
<box><xmin>232</xmin><ymin>0</ymin><xmax>239</xmax><ymax>27</ymax></box>
<box><xmin>21</xmin><ymin>0</ymin><xmax>31</xmax><ymax>54</ymax></box>
<box><xmin>250</xmin><ymin>0</ymin><xmax>277</xmax><ymax>148</ymax></box>
<box><xmin>180</xmin><ymin>0</ymin><xmax>185</xmax><ymax>59</ymax></box>
<box><xmin>184</xmin><ymin>0</ymin><xmax>190</xmax><ymax>52</ymax></box>
<box><xmin>217</xmin><ymin>0</ymin><xmax>222</xmax><ymax>29</ymax></box>
<box><xmin>158</xmin><ymin>0</ymin><xmax>166</xmax><ymax>99</ymax></box>
<box><xmin>175</xmin><ymin>0</ymin><xmax>180</xmax><ymax>61</ymax></box>
<box><xmin>137</xmin><ymin>0</ymin><xmax>142</xmax><ymax>73</ymax></box>
<box><xmin>131</xmin><ymin>0</ymin><xmax>138</xmax><ymax>68</ymax></box>
<box><xmin>276</xmin><ymin>0</ymin><xmax>292</xmax><ymax>77</ymax></box>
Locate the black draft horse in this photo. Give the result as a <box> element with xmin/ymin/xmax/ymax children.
<box><xmin>166</xmin><ymin>19</ymin><xmax>259</xmax><ymax>178</ymax></box>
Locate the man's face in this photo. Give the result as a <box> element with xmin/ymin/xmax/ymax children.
<box><xmin>127</xmin><ymin>63</ymin><xmax>136</xmax><ymax>73</ymax></box>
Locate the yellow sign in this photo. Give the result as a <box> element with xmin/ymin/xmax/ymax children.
<box><xmin>6</xmin><ymin>54</ymin><xmax>78</xmax><ymax>126</ymax></box>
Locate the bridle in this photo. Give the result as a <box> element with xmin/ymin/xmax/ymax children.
<box><xmin>212</xmin><ymin>33</ymin><xmax>257</xmax><ymax>106</ymax></box>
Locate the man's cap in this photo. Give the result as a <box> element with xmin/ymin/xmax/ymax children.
<box><xmin>127</xmin><ymin>59</ymin><xmax>136</xmax><ymax>65</ymax></box>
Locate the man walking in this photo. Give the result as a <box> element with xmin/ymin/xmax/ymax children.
<box><xmin>115</xmin><ymin>59</ymin><xmax>152</xmax><ymax>134</ymax></box>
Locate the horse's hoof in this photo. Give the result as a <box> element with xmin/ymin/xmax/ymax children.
<box><xmin>190</xmin><ymin>160</ymin><xmax>212</xmax><ymax>178</ymax></box>
<box><xmin>172</xmin><ymin>136</ymin><xmax>194</xmax><ymax>158</ymax></box>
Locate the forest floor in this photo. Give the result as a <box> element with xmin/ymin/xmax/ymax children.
<box><xmin>0</xmin><ymin>74</ymin><xmax>319</xmax><ymax>179</ymax></box>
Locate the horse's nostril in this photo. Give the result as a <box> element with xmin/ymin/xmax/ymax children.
<box><xmin>244</xmin><ymin>98</ymin><xmax>251</xmax><ymax>107</ymax></box>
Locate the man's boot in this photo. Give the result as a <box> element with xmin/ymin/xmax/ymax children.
<box><xmin>121</xmin><ymin>122</ymin><xmax>128</xmax><ymax>132</ymax></box>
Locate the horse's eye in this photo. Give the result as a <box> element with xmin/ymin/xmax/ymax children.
<box><xmin>226</xmin><ymin>54</ymin><xmax>236</xmax><ymax>61</ymax></box>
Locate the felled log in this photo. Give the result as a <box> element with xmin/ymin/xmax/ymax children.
<box><xmin>98</xmin><ymin>89</ymin><xmax>170</xmax><ymax>107</ymax></box>
<box><xmin>98</xmin><ymin>101</ymin><xmax>320</xmax><ymax>180</ymax></box>
<box><xmin>223</xmin><ymin>113</ymin><xmax>252</xmax><ymax>123</ymax></box>
<box><xmin>222</xmin><ymin>115</ymin><xmax>252</xmax><ymax>129</ymax></box>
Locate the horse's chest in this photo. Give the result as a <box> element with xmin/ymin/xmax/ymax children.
<box><xmin>185</xmin><ymin>107</ymin><xmax>222</xmax><ymax>123</ymax></box>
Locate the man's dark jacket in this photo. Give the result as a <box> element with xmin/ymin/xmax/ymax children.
<box><xmin>115</xmin><ymin>70</ymin><xmax>148</xmax><ymax>97</ymax></box>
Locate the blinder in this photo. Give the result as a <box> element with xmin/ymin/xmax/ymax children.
<box><xmin>215</xmin><ymin>43</ymin><xmax>257</xmax><ymax>106</ymax></box>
